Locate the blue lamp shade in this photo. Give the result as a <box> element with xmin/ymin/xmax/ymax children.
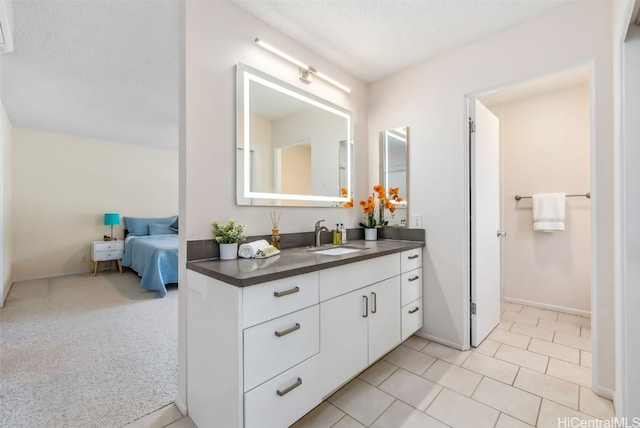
<box><xmin>104</xmin><ymin>213</ymin><xmax>120</xmax><ymax>226</ymax></box>
<box><xmin>104</xmin><ymin>213</ymin><xmax>120</xmax><ymax>239</ymax></box>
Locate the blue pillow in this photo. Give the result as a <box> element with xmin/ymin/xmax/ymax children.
<box><xmin>124</xmin><ymin>216</ymin><xmax>178</xmax><ymax>236</ymax></box>
<box><xmin>169</xmin><ymin>218</ymin><xmax>179</xmax><ymax>233</ymax></box>
<box><xmin>149</xmin><ymin>223</ymin><xmax>175</xmax><ymax>235</ymax></box>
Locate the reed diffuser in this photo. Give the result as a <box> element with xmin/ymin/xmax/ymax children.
<box><xmin>270</xmin><ymin>211</ymin><xmax>281</xmax><ymax>249</ymax></box>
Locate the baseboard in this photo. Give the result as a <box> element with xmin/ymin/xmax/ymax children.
<box><xmin>174</xmin><ymin>399</ymin><xmax>187</xmax><ymax>416</ymax></box>
<box><xmin>414</xmin><ymin>331</ymin><xmax>469</xmax><ymax>351</ymax></box>
<box><xmin>593</xmin><ymin>384</ymin><xmax>615</xmax><ymax>401</ymax></box>
<box><xmin>503</xmin><ymin>296</ymin><xmax>591</xmax><ymax>317</ymax></box>
<box><xmin>11</xmin><ymin>269</ymin><xmax>95</xmax><ymax>284</ymax></box>
<box><xmin>1</xmin><ymin>280</ymin><xmax>12</xmax><ymax>308</ymax></box>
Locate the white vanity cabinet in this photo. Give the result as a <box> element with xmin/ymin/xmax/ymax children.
<box><xmin>186</xmin><ymin>245</ymin><xmax>423</xmax><ymax>428</ymax></box>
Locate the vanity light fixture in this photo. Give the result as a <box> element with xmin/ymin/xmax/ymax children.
<box><xmin>255</xmin><ymin>38</ymin><xmax>352</xmax><ymax>93</ymax></box>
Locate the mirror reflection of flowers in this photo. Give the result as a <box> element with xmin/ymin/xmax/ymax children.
<box><xmin>359</xmin><ymin>185</ymin><xmax>403</xmax><ymax>228</ymax></box>
<box><xmin>212</xmin><ymin>219</ymin><xmax>247</xmax><ymax>244</ymax></box>
<box><xmin>340</xmin><ymin>187</ymin><xmax>354</xmax><ymax>208</ymax></box>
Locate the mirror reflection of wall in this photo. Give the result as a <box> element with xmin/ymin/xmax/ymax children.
<box><xmin>380</xmin><ymin>126</ymin><xmax>409</xmax><ymax>225</ymax></box>
<box><xmin>278</xmin><ymin>142</ymin><xmax>312</xmax><ymax>206</ymax></box>
<box><xmin>236</xmin><ymin>63</ymin><xmax>353</xmax><ymax>207</ymax></box>
<box><xmin>338</xmin><ymin>140</ymin><xmax>350</xmax><ymax>194</ymax></box>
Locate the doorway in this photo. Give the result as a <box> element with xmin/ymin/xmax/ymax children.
<box><xmin>468</xmin><ymin>65</ymin><xmax>593</xmax><ymax>347</ymax></box>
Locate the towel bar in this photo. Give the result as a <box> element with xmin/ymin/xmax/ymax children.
<box><xmin>514</xmin><ymin>192</ymin><xmax>590</xmax><ymax>201</ymax></box>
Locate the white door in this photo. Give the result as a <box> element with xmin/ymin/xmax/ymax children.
<box><xmin>470</xmin><ymin>98</ymin><xmax>502</xmax><ymax>347</ymax></box>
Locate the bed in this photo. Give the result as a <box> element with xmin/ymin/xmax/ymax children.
<box><xmin>121</xmin><ymin>216</ymin><xmax>179</xmax><ymax>297</ymax></box>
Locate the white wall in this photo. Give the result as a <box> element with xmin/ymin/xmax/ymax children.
<box><xmin>368</xmin><ymin>0</ymin><xmax>614</xmax><ymax>393</ymax></box>
<box><xmin>184</xmin><ymin>1</ymin><xmax>367</xmax><ymax>242</ymax></box>
<box><xmin>497</xmin><ymin>85</ymin><xmax>591</xmax><ymax>315</ymax></box>
<box><xmin>11</xmin><ymin>128</ymin><xmax>178</xmax><ymax>280</ymax></box>
<box><xmin>0</xmin><ymin>99</ymin><xmax>12</xmax><ymax>307</ymax></box>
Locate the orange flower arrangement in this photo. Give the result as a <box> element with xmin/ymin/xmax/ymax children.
<box><xmin>359</xmin><ymin>185</ymin><xmax>403</xmax><ymax>228</ymax></box>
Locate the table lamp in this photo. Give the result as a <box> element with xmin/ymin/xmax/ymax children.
<box><xmin>104</xmin><ymin>213</ymin><xmax>120</xmax><ymax>240</ymax></box>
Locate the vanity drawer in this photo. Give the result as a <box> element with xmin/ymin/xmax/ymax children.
<box><xmin>401</xmin><ymin>268</ymin><xmax>423</xmax><ymax>306</ymax></box>
<box><xmin>244</xmin><ymin>355</ymin><xmax>321</xmax><ymax>428</ymax></box>
<box><xmin>401</xmin><ymin>298</ymin><xmax>423</xmax><ymax>341</ymax></box>
<box><xmin>242</xmin><ymin>272</ymin><xmax>319</xmax><ymax>328</ymax></box>
<box><xmin>319</xmin><ymin>254</ymin><xmax>400</xmax><ymax>301</ymax></box>
<box><xmin>243</xmin><ymin>305</ymin><xmax>319</xmax><ymax>392</ymax></box>
<box><xmin>400</xmin><ymin>249</ymin><xmax>422</xmax><ymax>273</ymax></box>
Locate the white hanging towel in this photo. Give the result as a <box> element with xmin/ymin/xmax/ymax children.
<box><xmin>532</xmin><ymin>193</ymin><xmax>566</xmax><ymax>232</ymax></box>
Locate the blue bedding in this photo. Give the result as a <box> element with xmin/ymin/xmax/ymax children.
<box><xmin>122</xmin><ymin>234</ymin><xmax>178</xmax><ymax>297</ymax></box>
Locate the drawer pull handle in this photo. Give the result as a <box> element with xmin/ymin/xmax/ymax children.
<box><xmin>371</xmin><ymin>292</ymin><xmax>377</xmax><ymax>314</ymax></box>
<box><xmin>409</xmin><ymin>306</ymin><xmax>420</xmax><ymax>314</ymax></box>
<box><xmin>274</xmin><ymin>323</ymin><xmax>301</xmax><ymax>337</ymax></box>
<box><xmin>408</xmin><ymin>275</ymin><xmax>420</xmax><ymax>282</ymax></box>
<box><xmin>274</xmin><ymin>286</ymin><xmax>300</xmax><ymax>297</ymax></box>
<box><xmin>363</xmin><ymin>295</ymin><xmax>369</xmax><ymax>317</ymax></box>
<box><xmin>277</xmin><ymin>377</ymin><xmax>302</xmax><ymax>396</ymax></box>
<box><xmin>408</xmin><ymin>254</ymin><xmax>419</xmax><ymax>260</ymax></box>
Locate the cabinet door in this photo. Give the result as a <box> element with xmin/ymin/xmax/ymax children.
<box><xmin>368</xmin><ymin>277</ymin><xmax>401</xmax><ymax>363</ymax></box>
<box><xmin>319</xmin><ymin>289</ymin><xmax>368</xmax><ymax>397</ymax></box>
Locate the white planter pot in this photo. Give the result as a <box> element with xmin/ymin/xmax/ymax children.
<box><xmin>364</xmin><ymin>228</ymin><xmax>378</xmax><ymax>241</ymax></box>
<box><xmin>219</xmin><ymin>242</ymin><xmax>239</xmax><ymax>260</ymax></box>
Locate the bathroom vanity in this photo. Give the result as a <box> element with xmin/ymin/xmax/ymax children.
<box><xmin>186</xmin><ymin>239</ymin><xmax>423</xmax><ymax>428</ymax></box>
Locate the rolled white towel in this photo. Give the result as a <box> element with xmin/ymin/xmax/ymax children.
<box><xmin>238</xmin><ymin>239</ymin><xmax>271</xmax><ymax>259</ymax></box>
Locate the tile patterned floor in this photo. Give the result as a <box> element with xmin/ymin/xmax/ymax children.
<box><xmin>134</xmin><ymin>303</ymin><xmax>615</xmax><ymax>428</ymax></box>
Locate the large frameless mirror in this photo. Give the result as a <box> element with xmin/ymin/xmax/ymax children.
<box><xmin>379</xmin><ymin>126</ymin><xmax>409</xmax><ymax>225</ymax></box>
<box><xmin>236</xmin><ymin>63</ymin><xmax>353</xmax><ymax>207</ymax></box>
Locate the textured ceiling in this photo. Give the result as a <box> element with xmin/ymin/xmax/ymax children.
<box><xmin>232</xmin><ymin>0</ymin><xmax>574</xmax><ymax>83</ymax></box>
<box><xmin>0</xmin><ymin>0</ymin><xmax>576</xmax><ymax>149</ymax></box>
<box><xmin>1</xmin><ymin>0</ymin><xmax>180</xmax><ymax>149</ymax></box>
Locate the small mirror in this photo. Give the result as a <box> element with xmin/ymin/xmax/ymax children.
<box><xmin>379</xmin><ymin>126</ymin><xmax>409</xmax><ymax>225</ymax></box>
<box><xmin>236</xmin><ymin>63</ymin><xmax>353</xmax><ymax>206</ymax></box>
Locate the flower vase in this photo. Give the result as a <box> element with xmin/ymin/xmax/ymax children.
<box><xmin>219</xmin><ymin>242</ymin><xmax>238</xmax><ymax>260</ymax></box>
<box><xmin>364</xmin><ymin>228</ymin><xmax>378</xmax><ymax>241</ymax></box>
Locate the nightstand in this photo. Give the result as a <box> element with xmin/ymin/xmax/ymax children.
<box><xmin>92</xmin><ymin>240</ymin><xmax>124</xmax><ymax>276</ymax></box>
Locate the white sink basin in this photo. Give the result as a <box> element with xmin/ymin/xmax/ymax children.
<box><xmin>311</xmin><ymin>247</ymin><xmax>365</xmax><ymax>256</ymax></box>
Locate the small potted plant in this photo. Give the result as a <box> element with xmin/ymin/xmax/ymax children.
<box><xmin>212</xmin><ymin>219</ymin><xmax>247</xmax><ymax>260</ymax></box>
<box><xmin>359</xmin><ymin>185</ymin><xmax>403</xmax><ymax>240</ymax></box>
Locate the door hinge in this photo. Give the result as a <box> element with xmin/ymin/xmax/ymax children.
<box><xmin>470</xmin><ymin>302</ymin><xmax>476</xmax><ymax>315</ymax></box>
<box><xmin>468</xmin><ymin>119</ymin><xmax>476</xmax><ymax>133</ymax></box>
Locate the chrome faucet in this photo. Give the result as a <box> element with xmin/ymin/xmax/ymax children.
<box><xmin>314</xmin><ymin>220</ymin><xmax>329</xmax><ymax>247</ymax></box>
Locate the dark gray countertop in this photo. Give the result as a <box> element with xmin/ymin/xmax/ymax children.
<box><xmin>186</xmin><ymin>239</ymin><xmax>425</xmax><ymax>287</ymax></box>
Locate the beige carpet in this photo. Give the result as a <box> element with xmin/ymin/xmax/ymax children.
<box><xmin>0</xmin><ymin>271</ymin><xmax>178</xmax><ymax>428</ymax></box>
